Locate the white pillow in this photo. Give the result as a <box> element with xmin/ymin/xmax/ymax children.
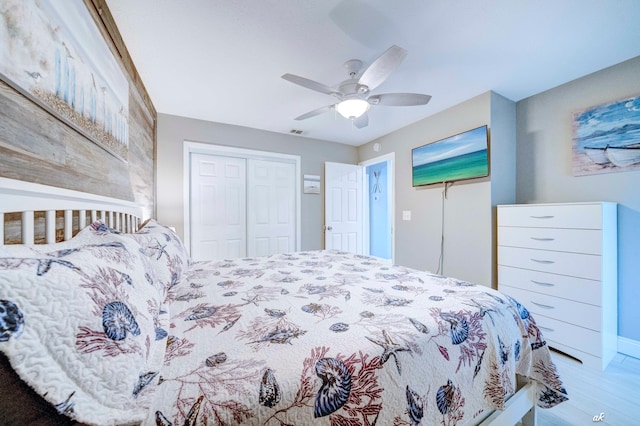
<box><xmin>129</xmin><ymin>219</ymin><xmax>191</xmax><ymax>292</ymax></box>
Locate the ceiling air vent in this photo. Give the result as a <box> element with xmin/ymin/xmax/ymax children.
<box><xmin>290</xmin><ymin>129</ymin><xmax>303</xmax><ymax>135</ymax></box>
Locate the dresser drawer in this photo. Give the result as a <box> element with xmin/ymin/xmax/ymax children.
<box><xmin>498</xmin><ymin>226</ymin><xmax>602</xmax><ymax>255</ymax></box>
<box><xmin>534</xmin><ymin>315</ymin><xmax>602</xmax><ymax>358</ymax></box>
<box><xmin>498</xmin><ymin>266</ymin><xmax>601</xmax><ymax>306</ymax></box>
<box><xmin>500</xmin><ymin>285</ymin><xmax>601</xmax><ymax>331</ymax></box>
<box><xmin>498</xmin><ymin>204</ymin><xmax>603</xmax><ymax>229</ymax></box>
<box><xmin>498</xmin><ymin>246</ymin><xmax>601</xmax><ymax>280</ymax></box>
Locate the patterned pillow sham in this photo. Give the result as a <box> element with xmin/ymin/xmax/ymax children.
<box><xmin>129</xmin><ymin>219</ymin><xmax>190</xmax><ymax>293</ymax></box>
<box><xmin>0</xmin><ymin>224</ymin><xmax>168</xmax><ymax>424</ymax></box>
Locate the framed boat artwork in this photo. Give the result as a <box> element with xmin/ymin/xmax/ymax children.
<box><xmin>0</xmin><ymin>0</ymin><xmax>129</xmax><ymax>162</ymax></box>
<box><xmin>572</xmin><ymin>94</ymin><xmax>640</xmax><ymax>176</ymax></box>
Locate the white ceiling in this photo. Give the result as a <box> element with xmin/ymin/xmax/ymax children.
<box><xmin>106</xmin><ymin>0</ymin><xmax>640</xmax><ymax>146</ymax></box>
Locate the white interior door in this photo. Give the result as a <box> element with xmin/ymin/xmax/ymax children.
<box><xmin>190</xmin><ymin>153</ymin><xmax>246</xmax><ymax>261</ymax></box>
<box><xmin>324</xmin><ymin>162</ymin><xmax>364</xmax><ymax>253</ymax></box>
<box><xmin>247</xmin><ymin>159</ymin><xmax>296</xmax><ymax>256</ymax></box>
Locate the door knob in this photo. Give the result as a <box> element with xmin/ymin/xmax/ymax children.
<box><xmin>326</xmin><ymin>225</ymin><xmax>333</xmax><ymax>231</ymax></box>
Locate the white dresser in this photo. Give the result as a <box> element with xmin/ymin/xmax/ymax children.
<box><xmin>497</xmin><ymin>202</ymin><xmax>617</xmax><ymax>370</ymax></box>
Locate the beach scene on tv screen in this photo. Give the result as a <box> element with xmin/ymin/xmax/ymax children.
<box><xmin>412</xmin><ymin>126</ymin><xmax>488</xmax><ymax>186</ymax></box>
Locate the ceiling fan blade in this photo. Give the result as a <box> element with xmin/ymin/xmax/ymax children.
<box><xmin>295</xmin><ymin>105</ymin><xmax>334</xmax><ymax>121</ymax></box>
<box><xmin>369</xmin><ymin>93</ymin><xmax>432</xmax><ymax>106</ymax></box>
<box><xmin>282</xmin><ymin>74</ymin><xmax>337</xmax><ymax>96</ymax></box>
<box><xmin>358</xmin><ymin>45</ymin><xmax>407</xmax><ymax>91</ymax></box>
<box><xmin>353</xmin><ymin>112</ymin><xmax>369</xmax><ymax>128</ymax></box>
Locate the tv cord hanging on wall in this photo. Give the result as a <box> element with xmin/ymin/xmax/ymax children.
<box><xmin>435</xmin><ymin>181</ymin><xmax>453</xmax><ymax>275</ymax></box>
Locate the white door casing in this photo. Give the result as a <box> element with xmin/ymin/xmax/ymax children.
<box><xmin>190</xmin><ymin>153</ymin><xmax>247</xmax><ymax>261</ymax></box>
<box><xmin>324</xmin><ymin>161</ymin><xmax>364</xmax><ymax>254</ymax></box>
<box><xmin>247</xmin><ymin>159</ymin><xmax>296</xmax><ymax>256</ymax></box>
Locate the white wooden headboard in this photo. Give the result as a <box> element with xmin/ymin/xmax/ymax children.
<box><xmin>0</xmin><ymin>177</ymin><xmax>145</xmax><ymax>245</ymax></box>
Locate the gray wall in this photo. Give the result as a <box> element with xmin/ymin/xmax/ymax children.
<box><xmin>159</xmin><ymin>53</ymin><xmax>639</xmax><ymax>345</ymax></box>
<box><xmin>156</xmin><ymin>113</ymin><xmax>358</xmax><ymax>251</ymax></box>
<box><xmin>516</xmin><ymin>55</ymin><xmax>640</xmax><ymax>342</ymax></box>
<box><xmin>358</xmin><ymin>91</ymin><xmax>516</xmax><ymax>287</ymax></box>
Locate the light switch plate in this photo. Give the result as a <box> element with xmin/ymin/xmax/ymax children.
<box><xmin>402</xmin><ymin>210</ymin><xmax>411</xmax><ymax>221</ymax></box>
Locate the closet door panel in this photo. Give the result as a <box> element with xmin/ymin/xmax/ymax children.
<box><xmin>190</xmin><ymin>153</ymin><xmax>246</xmax><ymax>261</ymax></box>
<box><xmin>247</xmin><ymin>159</ymin><xmax>296</xmax><ymax>257</ymax></box>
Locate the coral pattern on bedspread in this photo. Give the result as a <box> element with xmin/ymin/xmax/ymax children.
<box><xmin>148</xmin><ymin>250</ymin><xmax>567</xmax><ymax>425</ymax></box>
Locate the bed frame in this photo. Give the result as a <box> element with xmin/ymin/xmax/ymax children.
<box><xmin>0</xmin><ymin>177</ymin><xmax>144</xmax><ymax>245</ymax></box>
<box><xmin>0</xmin><ymin>176</ymin><xmax>536</xmax><ymax>425</ymax></box>
<box><xmin>477</xmin><ymin>375</ymin><xmax>536</xmax><ymax>425</ymax></box>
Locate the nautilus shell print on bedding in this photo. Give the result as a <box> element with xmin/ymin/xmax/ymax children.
<box><xmin>101</xmin><ymin>301</ymin><xmax>140</xmax><ymax>341</ymax></box>
<box><xmin>314</xmin><ymin>357</ymin><xmax>352</xmax><ymax>418</ymax></box>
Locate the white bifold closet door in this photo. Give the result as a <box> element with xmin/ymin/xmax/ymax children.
<box><xmin>190</xmin><ymin>154</ymin><xmax>247</xmax><ymax>261</ymax></box>
<box><xmin>247</xmin><ymin>159</ymin><xmax>296</xmax><ymax>257</ymax></box>
<box><xmin>190</xmin><ymin>153</ymin><xmax>296</xmax><ymax>262</ymax></box>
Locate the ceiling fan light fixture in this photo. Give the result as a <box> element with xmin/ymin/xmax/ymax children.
<box><xmin>335</xmin><ymin>99</ymin><xmax>370</xmax><ymax>119</ymax></box>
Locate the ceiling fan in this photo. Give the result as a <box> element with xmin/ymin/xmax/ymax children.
<box><xmin>282</xmin><ymin>45</ymin><xmax>431</xmax><ymax>128</ymax></box>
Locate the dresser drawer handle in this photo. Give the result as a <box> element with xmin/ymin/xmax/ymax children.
<box><xmin>530</xmin><ymin>215</ymin><xmax>554</xmax><ymax>219</ymax></box>
<box><xmin>531</xmin><ymin>259</ymin><xmax>555</xmax><ymax>264</ymax></box>
<box><xmin>531</xmin><ymin>301</ymin><xmax>555</xmax><ymax>310</ymax></box>
<box><xmin>538</xmin><ymin>325</ymin><xmax>554</xmax><ymax>332</ymax></box>
<box><xmin>530</xmin><ymin>237</ymin><xmax>555</xmax><ymax>241</ymax></box>
<box><xmin>531</xmin><ymin>280</ymin><xmax>555</xmax><ymax>287</ymax></box>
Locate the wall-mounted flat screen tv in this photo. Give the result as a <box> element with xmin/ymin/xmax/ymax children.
<box><xmin>412</xmin><ymin>125</ymin><xmax>489</xmax><ymax>186</ymax></box>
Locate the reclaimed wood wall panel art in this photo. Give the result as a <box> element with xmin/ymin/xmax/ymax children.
<box><xmin>0</xmin><ymin>0</ymin><xmax>129</xmax><ymax>161</ymax></box>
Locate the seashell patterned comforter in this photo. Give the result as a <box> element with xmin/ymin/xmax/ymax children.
<box><xmin>0</xmin><ymin>220</ymin><xmax>567</xmax><ymax>425</ymax></box>
<box><xmin>146</xmin><ymin>250</ymin><xmax>568</xmax><ymax>425</ymax></box>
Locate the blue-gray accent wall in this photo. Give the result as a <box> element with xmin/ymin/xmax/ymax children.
<box><xmin>366</xmin><ymin>162</ymin><xmax>390</xmax><ymax>259</ymax></box>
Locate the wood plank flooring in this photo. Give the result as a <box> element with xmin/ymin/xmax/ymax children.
<box><xmin>537</xmin><ymin>350</ymin><xmax>640</xmax><ymax>425</ymax></box>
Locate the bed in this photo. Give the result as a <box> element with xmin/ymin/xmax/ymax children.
<box><xmin>0</xmin><ymin>177</ymin><xmax>568</xmax><ymax>425</ymax></box>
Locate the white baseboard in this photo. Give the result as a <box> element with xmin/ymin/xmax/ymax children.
<box><xmin>618</xmin><ymin>336</ymin><xmax>640</xmax><ymax>360</ymax></box>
